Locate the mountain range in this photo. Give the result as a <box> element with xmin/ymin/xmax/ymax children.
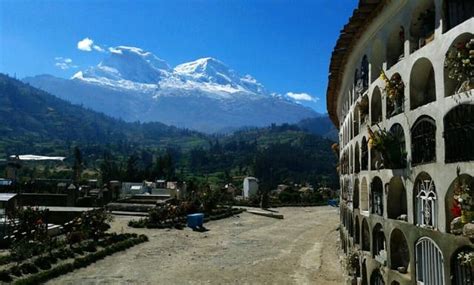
<box><xmin>0</xmin><ymin>73</ymin><xmax>208</xmax><ymax>155</ymax></box>
<box><xmin>0</xmin><ymin>73</ymin><xmax>337</xmax><ymax>188</ymax></box>
<box><xmin>0</xmin><ymin>74</ymin><xmax>334</xmax><ymax>156</ymax></box>
<box><xmin>24</xmin><ymin>46</ymin><xmax>319</xmax><ymax>133</ymax></box>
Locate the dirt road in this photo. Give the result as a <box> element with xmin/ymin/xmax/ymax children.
<box><xmin>49</xmin><ymin>206</ymin><xmax>344</xmax><ymax>285</ymax></box>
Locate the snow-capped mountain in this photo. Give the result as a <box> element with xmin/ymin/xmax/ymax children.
<box><xmin>24</xmin><ymin>46</ymin><xmax>319</xmax><ymax>133</ymax></box>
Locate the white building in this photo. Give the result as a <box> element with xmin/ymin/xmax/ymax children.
<box><xmin>326</xmin><ymin>1</ymin><xmax>473</xmax><ymax>284</ymax></box>
<box><xmin>243</xmin><ymin>177</ymin><xmax>259</xmax><ymax>199</ymax></box>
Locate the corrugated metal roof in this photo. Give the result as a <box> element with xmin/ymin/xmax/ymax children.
<box><xmin>0</xmin><ymin>193</ymin><xmax>17</xmax><ymax>202</ymax></box>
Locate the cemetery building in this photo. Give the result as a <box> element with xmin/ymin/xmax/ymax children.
<box><xmin>326</xmin><ymin>1</ymin><xmax>474</xmax><ymax>284</ymax></box>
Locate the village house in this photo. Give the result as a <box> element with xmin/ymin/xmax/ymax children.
<box><xmin>327</xmin><ymin>1</ymin><xmax>473</xmax><ymax>284</ymax></box>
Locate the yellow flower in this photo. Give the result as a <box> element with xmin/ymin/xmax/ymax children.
<box><xmin>368</xmin><ymin>138</ymin><xmax>374</xmax><ymax>149</ymax></box>
<box><xmin>380</xmin><ymin>70</ymin><xmax>388</xmax><ymax>82</ymax></box>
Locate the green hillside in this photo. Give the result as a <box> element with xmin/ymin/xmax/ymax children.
<box><xmin>0</xmin><ymin>74</ymin><xmax>208</xmax><ymax>156</ymax></box>
<box><xmin>0</xmin><ymin>74</ymin><xmax>337</xmax><ymax>189</ymax></box>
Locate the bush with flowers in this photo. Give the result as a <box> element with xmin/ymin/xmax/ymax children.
<box><xmin>445</xmin><ymin>37</ymin><xmax>474</xmax><ymax>94</ymax></box>
<box><xmin>357</xmin><ymin>95</ymin><xmax>369</xmax><ymax>123</ymax></box>
<box><xmin>380</xmin><ymin>70</ymin><xmax>405</xmax><ymax>116</ymax></box>
<box><xmin>457</xmin><ymin>251</ymin><xmax>474</xmax><ymax>267</ymax></box>
<box><xmin>451</xmin><ymin>167</ymin><xmax>473</xmax><ymax>224</ymax></box>
<box><xmin>367</xmin><ymin>126</ymin><xmax>406</xmax><ymax>169</ymax></box>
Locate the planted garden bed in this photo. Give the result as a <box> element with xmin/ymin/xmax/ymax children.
<box><xmin>128</xmin><ymin>207</ymin><xmax>245</xmax><ymax>229</ymax></box>
<box><xmin>0</xmin><ymin>207</ymin><xmax>148</xmax><ymax>284</ymax></box>
<box><xmin>0</xmin><ymin>233</ymin><xmax>148</xmax><ymax>284</ymax></box>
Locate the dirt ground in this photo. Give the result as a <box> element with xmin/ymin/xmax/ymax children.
<box><xmin>48</xmin><ymin>206</ymin><xmax>345</xmax><ymax>285</ymax></box>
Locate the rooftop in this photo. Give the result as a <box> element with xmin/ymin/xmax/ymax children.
<box><xmin>0</xmin><ymin>193</ymin><xmax>17</xmax><ymax>202</ymax></box>
<box><xmin>326</xmin><ymin>0</ymin><xmax>386</xmax><ymax>127</ymax></box>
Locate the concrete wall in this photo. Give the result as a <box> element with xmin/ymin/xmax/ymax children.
<box><xmin>334</xmin><ymin>1</ymin><xmax>474</xmax><ymax>284</ymax></box>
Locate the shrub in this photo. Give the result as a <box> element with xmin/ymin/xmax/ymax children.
<box><xmin>0</xmin><ymin>270</ymin><xmax>12</xmax><ymax>282</ymax></box>
<box><xmin>64</xmin><ymin>209</ymin><xmax>113</xmax><ymax>244</ymax></box>
<box><xmin>128</xmin><ymin>219</ymin><xmax>147</xmax><ymax>228</ymax></box>
<box><xmin>10</xmin><ymin>265</ymin><xmax>22</xmax><ymax>277</ymax></box>
<box><xmin>278</xmin><ymin>190</ymin><xmax>300</xmax><ymax>203</ymax></box>
<box><xmin>108</xmin><ymin>233</ymin><xmax>127</xmax><ymax>244</ymax></box>
<box><xmin>83</xmin><ymin>241</ymin><xmax>97</xmax><ymax>252</ymax></box>
<box><xmin>11</xmin><ymin>207</ymin><xmax>49</xmax><ymax>243</ymax></box>
<box><xmin>11</xmin><ymin>240</ymin><xmax>37</xmax><ymax>263</ymax></box>
<box><xmin>66</xmin><ymin>231</ymin><xmax>86</xmax><ymax>248</ymax></box>
<box><xmin>14</xmin><ymin>263</ymin><xmax>75</xmax><ymax>285</ymax></box>
<box><xmin>54</xmin><ymin>248</ymin><xmax>74</xmax><ymax>260</ymax></box>
<box><xmin>0</xmin><ymin>255</ymin><xmax>11</xmax><ymax>265</ymax></box>
<box><xmin>80</xmin><ymin>209</ymin><xmax>113</xmax><ymax>241</ymax></box>
<box><xmin>72</xmin><ymin>247</ymin><xmax>84</xmax><ymax>255</ymax></box>
<box><xmin>14</xmin><ymin>236</ymin><xmax>147</xmax><ymax>285</ymax></box>
<box><xmin>20</xmin><ymin>262</ymin><xmax>38</xmax><ymax>274</ymax></box>
<box><xmin>34</xmin><ymin>256</ymin><xmax>52</xmax><ymax>270</ymax></box>
<box><xmin>202</xmin><ymin>187</ymin><xmax>222</xmax><ymax>213</ymax></box>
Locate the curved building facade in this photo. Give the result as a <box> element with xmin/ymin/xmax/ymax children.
<box><xmin>326</xmin><ymin>1</ymin><xmax>474</xmax><ymax>284</ymax></box>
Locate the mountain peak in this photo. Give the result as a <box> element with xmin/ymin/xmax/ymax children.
<box><xmin>80</xmin><ymin>46</ymin><xmax>171</xmax><ymax>84</ymax></box>
<box><xmin>175</xmin><ymin>57</ymin><xmax>229</xmax><ymax>74</ymax></box>
<box><xmin>174</xmin><ymin>57</ymin><xmax>242</xmax><ymax>87</ymax></box>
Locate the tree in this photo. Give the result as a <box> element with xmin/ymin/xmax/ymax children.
<box><xmin>100</xmin><ymin>152</ymin><xmax>119</xmax><ymax>184</ymax></box>
<box><xmin>126</xmin><ymin>154</ymin><xmax>140</xmax><ymax>181</ymax></box>
<box><xmin>73</xmin><ymin>147</ymin><xmax>83</xmax><ymax>184</ymax></box>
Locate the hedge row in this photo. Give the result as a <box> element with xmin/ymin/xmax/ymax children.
<box><xmin>13</xmin><ymin>234</ymin><xmax>148</xmax><ymax>285</ymax></box>
<box><xmin>232</xmin><ymin>201</ymin><xmax>327</xmax><ymax>208</ymax></box>
<box><xmin>129</xmin><ymin>208</ymin><xmax>245</xmax><ymax>229</ymax></box>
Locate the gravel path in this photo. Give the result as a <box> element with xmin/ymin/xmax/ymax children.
<box><xmin>48</xmin><ymin>206</ymin><xmax>344</xmax><ymax>285</ymax></box>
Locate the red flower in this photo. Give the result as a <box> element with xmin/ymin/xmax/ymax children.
<box><xmin>451</xmin><ymin>201</ymin><xmax>462</xmax><ymax>218</ymax></box>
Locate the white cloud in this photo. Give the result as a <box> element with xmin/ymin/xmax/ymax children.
<box><xmin>93</xmin><ymin>45</ymin><xmax>105</xmax><ymax>52</ymax></box>
<box><xmin>54</xmin><ymin>57</ymin><xmax>77</xmax><ymax>70</ymax></box>
<box><xmin>108</xmin><ymin>47</ymin><xmax>123</xmax><ymax>54</ymax></box>
<box><xmin>77</xmin><ymin>37</ymin><xmax>94</xmax><ymax>51</ymax></box>
<box><xmin>286</xmin><ymin>92</ymin><xmax>319</xmax><ymax>102</ymax></box>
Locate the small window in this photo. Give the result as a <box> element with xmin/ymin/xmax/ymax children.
<box><xmin>372</xmin><ymin>224</ymin><xmax>385</xmax><ymax>259</ymax></box>
<box><xmin>371</xmin><ymin>87</ymin><xmax>382</xmax><ymax>125</ymax></box>
<box><xmin>411</xmin><ymin>116</ymin><xmax>436</xmax><ymax>165</ymax></box>
<box><xmin>387</xmin><ymin>176</ymin><xmax>407</xmax><ymax>220</ymax></box>
<box><xmin>452</xmin><ymin>247</ymin><xmax>474</xmax><ymax>285</ymax></box>
<box><xmin>410</xmin><ymin>58</ymin><xmax>436</xmax><ymax>110</ymax></box>
<box><xmin>444</xmin><ymin>0</ymin><xmax>474</xmax><ymax>31</ymax></box>
<box><xmin>371</xmin><ymin>177</ymin><xmax>384</xmax><ymax>216</ymax></box>
<box><xmin>410</xmin><ymin>1</ymin><xmax>435</xmax><ymax>52</ymax></box>
<box><xmin>416</xmin><ymin>237</ymin><xmax>444</xmax><ymax>284</ymax></box>
<box><xmin>355</xmin><ymin>217</ymin><xmax>360</xmax><ymax>245</ymax></box>
<box><xmin>444</xmin><ymin>104</ymin><xmax>474</xmax><ymax>163</ymax></box>
<box><xmin>355</xmin><ymin>142</ymin><xmax>360</xmax><ymax>173</ymax></box>
<box><xmin>361</xmin><ymin>137</ymin><xmax>368</xmax><ymax>170</ymax></box>
<box><xmin>354</xmin><ymin>55</ymin><xmax>369</xmax><ymax>95</ymax></box>
<box><xmin>353</xmin><ymin>179</ymin><xmax>360</xmax><ymax>209</ymax></box>
<box><xmin>362</xmin><ymin>219</ymin><xmax>370</xmax><ymax>251</ymax></box>
<box><xmin>390</xmin><ymin>229</ymin><xmax>410</xmax><ymax>271</ymax></box>
<box><xmin>414</xmin><ymin>174</ymin><xmax>437</xmax><ymax>228</ymax></box>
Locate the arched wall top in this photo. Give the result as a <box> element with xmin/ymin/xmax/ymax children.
<box><xmin>411</xmin><ymin>114</ymin><xmax>436</xmax><ymax>130</ymax></box>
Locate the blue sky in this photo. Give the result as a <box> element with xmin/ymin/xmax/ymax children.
<box><xmin>0</xmin><ymin>0</ymin><xmax>357</xmax><ymax>113</ymax></box>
